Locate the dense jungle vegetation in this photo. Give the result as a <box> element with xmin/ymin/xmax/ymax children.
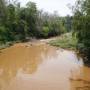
<box><xmin>0</xmin><ymin>0</ymin><xmax>72</xmax><ymax>43</ymax></box>
<box><xmin>73</xmin><ymin>0</ymin><xmax>90</xmax><ymax>64</ymax></box>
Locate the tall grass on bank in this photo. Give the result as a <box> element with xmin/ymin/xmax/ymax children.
<box><xmin>49</xmin><ymin>33</ymin><xmax>77</xmax><ymax>50</ymax></box>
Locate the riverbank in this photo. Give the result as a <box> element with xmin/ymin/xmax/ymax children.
<box><xmin>0</xmin><ymin>42</ymin><xmax>14</xmax><ymax>50</ymax></box>
<box><xmin>0</xmin><ymin>33</ymin><xmax>84</xmax><ymax>53</ymax></box>
<box><xmin>0</xmin><ymin>35</ymin><xmax>58</xmax><ymax>50</ymax></box>
<box><xmin>49</xmin><ymin>33</ymin><xmax>77</xmax><ymax>50</ymax></box>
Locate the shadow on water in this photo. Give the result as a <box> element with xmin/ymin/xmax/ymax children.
<box><xmin>84</xmin><ymin>60</ymin><xmax>90</xmax><ymax>68</ymax></box>
<box><xmin>70</xmin><ymin>62</ymin><xmax>90</xmax><ymax>90</ymax></box>
<box><xmin>75</xmin><ymin>51</ymin><xmax>90</xmax><ymax>67</ymax></box>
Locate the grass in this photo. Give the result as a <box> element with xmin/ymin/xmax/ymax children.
<box><xmin>49</xmin><ymin>33</ymin><xmax>77</xmax><ymax>50</ymax></box>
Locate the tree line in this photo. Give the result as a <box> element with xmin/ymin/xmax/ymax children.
<box><xmin>0</xmin><ymin>0</ymin><xmax>72</xmax><ymax>44</ymax></box>
<box><xmin>73</xmin><ymin>0</ymin><xmax>90</xmax><ymax>63</ymax></box>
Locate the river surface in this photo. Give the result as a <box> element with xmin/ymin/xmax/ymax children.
<box><xmin>0</xmin><ymin>42</ymin><xmax>90</xmax><ymax>90</ymax></box>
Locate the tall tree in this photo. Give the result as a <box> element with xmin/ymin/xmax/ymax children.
<box><xmin>73</xmin><ymin>0</ymin><xmax>90</xmax><ymax>62</ymax></box>
<box><xmin>0</xmin><ymin>0</ymin><xmax>7</xmax><ymax>24</ymax></box>
<box><xmin>26</xmin><ymin>1</ymin><xmax>38</xmax><ymax>36</ymax></box>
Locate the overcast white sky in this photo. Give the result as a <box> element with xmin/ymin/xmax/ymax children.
<box><xmin>19</xmin><ymin>0</ymin><xmax>77</xmax><ymax>16</ymax></box>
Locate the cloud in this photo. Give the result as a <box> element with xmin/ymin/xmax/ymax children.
<box><xmin>19</xmin><ymin>0</ymin><xmax>77</xmax><ymax>16</ymax></box>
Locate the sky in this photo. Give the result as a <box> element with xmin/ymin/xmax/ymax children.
<box><xmin>19</xmin><ymin>0</ymin><xmax>77</xmax><ymax>16</ymax></box>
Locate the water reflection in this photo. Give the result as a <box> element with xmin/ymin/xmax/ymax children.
<box><xmin>0</xmin><ymin>43</ymin><xmax>56</xmax><ymax>90</ymax></box>
<box><xmin>0</xmin><ymin>43</ymin><xmax>90</xmax><ymax>90</ymax></box>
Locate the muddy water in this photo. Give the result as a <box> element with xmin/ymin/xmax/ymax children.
<box><xmin>0</xmin><ymin>43</ymin><xmax>90</xmax><ymax>90</ymax></box>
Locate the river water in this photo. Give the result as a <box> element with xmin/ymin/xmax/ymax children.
<box><xmin>0</xmin><ymin>42</ymin><xmax>90</xmax><ymax>90</ymax></box>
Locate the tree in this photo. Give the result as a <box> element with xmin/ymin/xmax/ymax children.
<box><xmin>73</xmin><ymin>0</ymin><xmax>90</xmax><ymax>62</ymax></box>
<box><xmin>64</xmin><ymin>15</ymin><xmax>72</xmax><ymax>32</ymax></box>
<box><xmin>26</xmin><ymin>1</ymin><xmax>38</xmax><ymax>36</ymax></box>
<box><xmin>0</xmin><ymin>0</ymin><xmax>7</xmax><ymax>24</ymax></box>
<box><xmin>0</xmin><ymin>0</ymin><xmax>66</xmax><ymax>44</ymax></box>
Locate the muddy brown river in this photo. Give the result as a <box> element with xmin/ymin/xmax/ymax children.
<box><xmin>0</xmin><ymin>42</ymin><xmax>90</xmax><ymax>90</ymax></box>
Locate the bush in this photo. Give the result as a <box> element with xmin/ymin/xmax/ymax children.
<box><xmin>41</xmin><ymin>26</ymin><xmax>49</xmax><ymax>38</ymax></box>
<box><xmin>0</xmin><ymin>26</ymin><xmax>13</xmax><ymax>44</ymax></box>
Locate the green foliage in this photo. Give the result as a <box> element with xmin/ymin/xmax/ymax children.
<box><xmin>0</xmin><ymin>26</ymin><xmax>12</xmax><ymax>43</ymax></box>
<box><xmin>42</xmin><ymin>26</ymin><xmax>49</xmax><ymax>38</ymax></box>
<box><xmin>0</xmin><ymin>0</ymin><xmax>7</xmax><ymax>24</ymax></box>
<box><xmin>26</xmin><ymin>2</ymin><xmax>37</xmax><ymax>36</ymax></box>
<box><xmin>64</xmin><ymin>15</ymin><xmax>73</xmax><ymax>32</ymax></box>
<box><xmin>73</xmin><ymin>0</ymin><xmax>90</xmax><ymax>62</ymax></box>
<box><xmin>49</xmin><ymin>33</ymin><xmax>77</xmax><ymax>50</ymax></box>
<box><xmin>0</xmin><ymin>0</ymin><xmax>67</xmax><ymax>45</ymax></box>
